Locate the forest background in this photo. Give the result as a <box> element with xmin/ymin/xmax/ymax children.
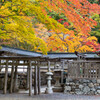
<box><xmin>0</xmin><ymin>0</ymin><xmax>100</xmax><ymax>54</ymax></box>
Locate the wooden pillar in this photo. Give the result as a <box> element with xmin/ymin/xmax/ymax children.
<box><xmin>48</xmin><ymin>61</ymin><xmax>50</xmax><ymax>71</ymax></box>
<box><xmin>26</xmin><ymin>66</ymin><xmax>29</xmax><ymax>89</ymax></box>
<box><xmin>0</xmin><ymin>60</ymin><xmax>1</xmax><ymax>72</ymax></box>
<box><xmin>34</xmin><ymin>63</ymin><xmax>38</xmax><ymax>95</ymax></box>
<box><xmin>99</xmin><ymin>63</ymin><xmax>100</xmax><ymax>78</ymax></box>
<box><xmin>61</xmin><ymin>61</ymin><xmax>64</xmax><ymax>84</ymax></box>
<box><xmin>38</xmin><ymin>66</ymin><xmax>41</xmax><ymax>94</ymax></box>
<box><xmin>10</xmin><ymin>61</ymin><xmax>14</xmax><ymax>93</ymax></box>
<box><xmin>13</xmin><ymin>61</ymin><xmax>18</xmax><ymax>92</ymax></box>
<box><xmin>29</xmin><ymin>60</ymin><xmax>32</xmax><ymax>96</ymax></box>
<box><xmin>3</xmin><ymin>60</ymin><xmax>8</xmax><ymax>94</ymax></box>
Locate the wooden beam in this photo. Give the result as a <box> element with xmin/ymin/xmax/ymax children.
<box><xmin>0</xmin><ymin>56</ymin><xmax>62</xmax><ymax>62</ymax></box>
<box><xmin>29</xmin><ymin>60</ymin><xmax>32</xmax><ymax>96</ymax></box>
<box><xmin>0</xmin><ymin>63</ymin><xmax>57</xmax><ymax>66</ymax></box>
<box><xmin>38</xmin><ymin>66</ymin><xmax>41</xmax><ymax>94</ymax></box>
<box><xmin>34</xmin><ymin>64</ymin><xmax>38</xmax><ymax>95</ymax></box>
<box><xmin>0</xmin><ymin>63</ymin><xmax>28</xmax><ymax>66</ymax></box>
<box><xmin>3</xmin><ymin>60</ymin><xmax>8</xmax><ymax>94</ymax></box>
<box><xmin>10</xmin><ymin>61</ymin><xmax>14</xmax><ymax>93</ymax></box>
<box><xmin>0</xmin><ymin>61</ymin><xmax>59</xmax><ymax>66</ymax></box>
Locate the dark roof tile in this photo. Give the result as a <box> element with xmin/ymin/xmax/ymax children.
<box><xmin>0</xmin><ymin>46</ymin><xmax>100</xmax><ymax>58</ymax></box>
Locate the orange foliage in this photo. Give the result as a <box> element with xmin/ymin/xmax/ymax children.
<box><xmin>41</xmin><ymin>0</ymin><xmax>100</xmax><ymax>35</ymax></box>
<box><xmin>37</xmin><ymin>0</ymin><xmax>100</xmax><ymax>52</ymax></box>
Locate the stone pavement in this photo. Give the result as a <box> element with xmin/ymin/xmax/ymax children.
<box><xmin>0</xmin><ymin>93</ymin><xmax>100</xmax><ymax>100</ymax></box>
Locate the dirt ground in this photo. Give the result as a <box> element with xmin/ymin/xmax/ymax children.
<box><xmin>0</xmin><ymin>92</ymin><xmax>100</xmax><ymax>100</ymax></box>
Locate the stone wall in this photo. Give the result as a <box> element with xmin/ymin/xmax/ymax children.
<box><xmin>64</xmin><ymin>78</ymin><xmax>100</xmax><ymax>95</ymax></box>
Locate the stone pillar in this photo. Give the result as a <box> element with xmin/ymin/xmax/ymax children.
<box><xmin>45</xmin><ymin>61</ymin><xmax>53</xmax><ymax>94</ymax></box>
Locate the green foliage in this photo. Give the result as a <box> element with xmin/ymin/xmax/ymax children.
<box><xmin>90</xmin><ymin>14</ymin><xmax>100</xmax><ymax>43</ymax></box>
<box><xmin>88</xmin><ymin>0</ymin><xmax>99</xmax><ymax>4</ymax></box>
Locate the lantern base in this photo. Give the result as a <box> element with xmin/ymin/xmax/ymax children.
<box><xmin>45</xmin><ymin>87</ymin><xmax>53</xmax><ymax>94</ymax></box>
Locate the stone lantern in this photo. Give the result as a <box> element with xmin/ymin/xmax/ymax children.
<box><xmin>45</xmin><ymin>61</ymin><xmax>53</xmax><ymax>94</ymax></box>
<box><xmin>53</xmin><ymin>69</ymin><xmax>63</xmax><ymax>87</ymax></box>
<box><xmin>53</xmin><ymin>64</ymin><xmax>63</xmax><ymax>92</ymax></box>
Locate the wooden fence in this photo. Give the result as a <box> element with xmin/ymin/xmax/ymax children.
<box><xmin>67</xmin><ymin>61</ymin><xmax>100</xmax><ymax>79</ymax></box>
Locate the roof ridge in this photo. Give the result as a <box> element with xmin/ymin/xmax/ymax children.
<box><xmin>1</xmin><ymin>45</ymin><xmax>42</xmax><ymax>54</ymax></box>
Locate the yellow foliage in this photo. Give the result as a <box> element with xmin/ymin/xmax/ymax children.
<box><xmin>0</xmin><ymin>0</ymin><xmax>48</xmax><ymax>54</ymax></box>
<box><xmin>87</xmin><ymin>36</ymin><xmax>97</xmax><ymax>41</ymax></box>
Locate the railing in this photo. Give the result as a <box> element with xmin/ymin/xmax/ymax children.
<box><xmin>67</xmin><ymin>61</ymin><xmax>100</xmax><ymax>79</ymax></box>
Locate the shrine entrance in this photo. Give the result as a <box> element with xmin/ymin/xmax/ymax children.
<box><xmin>0</xmin><ymin>56</ymin><xmax>61</xmax><ymax>96</ymax></box>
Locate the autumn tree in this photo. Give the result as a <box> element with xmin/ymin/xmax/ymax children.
<box><xmin>0</xmin><ymin>0</ymin><xmax>47</xmax><ymax>54</ymax></box>
<box><xmin>0</xmin><ymin>0</ymin><xmax>100</xmax><ymax>53</ymax></box>
<box><xmin>38</xmin><ymin>0</ymin><xmax>100</xmax><ymax>52</ymax></box>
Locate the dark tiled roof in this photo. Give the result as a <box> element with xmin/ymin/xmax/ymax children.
<box><xmin>44</xmin><ymin>53</ymin><xmax>99</xmax><ymax>58</ymax></box>
<box><xmin>0</xmin><ymin>46</ymin><xmax>100</xmax><ymax>58</ymax></box>
<box><xmin>0</xmin><ymin>46</ymin><xmax>42</xmax><ymax>57</ymax></box>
